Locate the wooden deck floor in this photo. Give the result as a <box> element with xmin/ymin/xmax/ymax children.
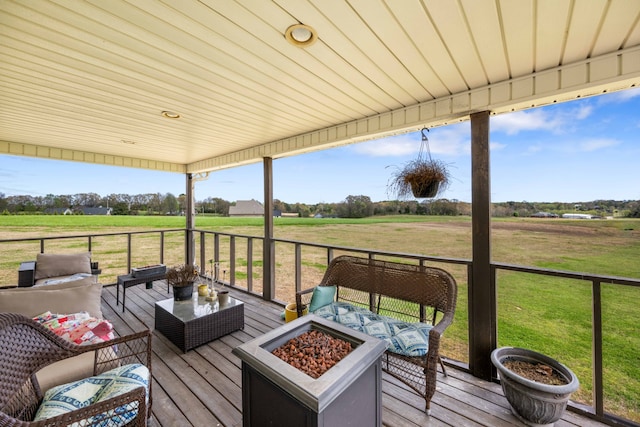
<box><xmin>100</xmin><ymin>281</ymin><xmax>607</xmax><ymax>427</ymax></box>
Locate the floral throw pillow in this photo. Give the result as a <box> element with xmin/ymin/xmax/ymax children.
<box><xmin>33</xmin><ymin>311</ymin><xmax>114</xmax><ymax>345</ymax></box>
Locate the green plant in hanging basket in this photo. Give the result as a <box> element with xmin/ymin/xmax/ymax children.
<box><xmin>387</xmin><ymin>128</ymin><xmax>451</xmax><ymax>199</ymax></box>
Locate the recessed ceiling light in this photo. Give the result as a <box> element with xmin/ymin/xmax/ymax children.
<box><xmin>161</xmin><ymin>110</ymin><xmax>181</xmax><ymax>119</ymax></box>
<box><xmin>285</xmin><ymin>24</ymin><xmax>317</xmax><ymax>47</ymax></box>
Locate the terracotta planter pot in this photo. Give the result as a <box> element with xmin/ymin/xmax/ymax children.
<box><xmin>411</xmin><ymin>180</ymin><xmax>440</xmax><ymax>198</ymax></box>
<box><xmin>491</xmin><ymin>347</ymin><xmax>579</xmax><ymax>427</ymax></box>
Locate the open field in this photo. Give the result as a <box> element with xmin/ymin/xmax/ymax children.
<box><xmin>0</xmin><ymin>215</ymin><xmax>638</xmax><ymax>421</ymax></box>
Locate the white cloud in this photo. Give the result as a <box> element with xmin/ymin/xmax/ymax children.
<box><xmin>573</xmin><ymin>104</ymin><xmax>593</xmax><ymax>119</ymax></box>
<box><xmin>597</xmin><ymin>87</ymin><xmax>640</xmax><ymax>104</ymax></box>
<box><xmin>352</xmin><ymin>98</ymin><xmax>607</xmax><ymax>159</ymax></box>
<box><xmin>525</xmin><ymin>144</ymin><xmax>543</xmax><ymax>154</ymax></box>
<box><xmin>533</xmin><ymin>137</ymin><xmax>620</xmax><ymax>154</ymax></box>
<box><xmin>492</xmin><ymin>102</ymin><xmax>596</xmax><ymax>135</ymax></box>
<box><xmin>490</xmin><ymin>141</ymin><xmax>506</xmax><ymax>151</ymax></box>
<box><xmin>578</xmin><ymin>138</ymin><xmax>619</xmax><ymax>152</ymax></box>
<box><xmin>492</xmin><ymin>109</ymin><xmax>551</xmax><ymax>134</ymax></box>
<box><xmin>352</xmin><ymin>134</ymin><xmax>416</xmax><ymax>157</ymax></box>
<box><xmin>352</xmin><ymin>123</ymin><xmax>470</xmax><ymax>158</ymax></box>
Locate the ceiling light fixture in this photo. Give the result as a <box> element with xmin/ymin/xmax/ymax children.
<box><xmin>285</xmin><ymin>24</ymin><xmax>317</xmax><ymax>47</ymax></box>
<box><xmin>161</xmin><ymin>110</ymin><xmax>181</xmax><ymax>119</ymax></box>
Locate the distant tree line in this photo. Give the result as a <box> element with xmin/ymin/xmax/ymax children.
<box><xmin>0</xmin><ymin>192</ymin><xmax>638</xmax><ymax>218</ymax></box>
<box><xmin>492</xmin><ymin>199</ymin><xmax>640</xmax><ymax>218</ymax></box>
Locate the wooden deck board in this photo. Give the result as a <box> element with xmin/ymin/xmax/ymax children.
<box><xmin>101</xmin><ymin>281</ymin><xmax>609</xmax><ymax>427</ymax></box>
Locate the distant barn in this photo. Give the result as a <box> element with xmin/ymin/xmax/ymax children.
<box><xmin>531</xmin><ymin>212</ymin><xmax>558</xmax><ymax>218</ymax></box>
<box><xmin>228</xmin><ymin>200</ymin><xmax>285</xmax><ymax>217</ymax></box>
<box><xmin>229</xmin><ymin>200</ymin><xmax>264</xmax><ymax>217</ymax></box>
<box><xmin>562</xmin><ymin>213</ymin><xmax>593</xmax><ymax>219</ymax></box>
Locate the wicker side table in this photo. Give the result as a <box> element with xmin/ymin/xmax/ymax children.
<box><xmin>155</xmin><ymin>294</ymin><xmax>244</xmax><ymax>352</ymax></box>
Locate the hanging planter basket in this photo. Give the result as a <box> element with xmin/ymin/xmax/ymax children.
<box><xmin>411</xmin><ymin>180</ymin><xmax>440</xmax><ymax>198</ymax></box>
<box><xmin>387</xmin><ymin>128</ymin><xmax>451</xmax><ymax>200</ymax></box>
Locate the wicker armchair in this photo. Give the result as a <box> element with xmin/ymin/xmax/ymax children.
<box><xmin>296</xmin><ymin>255</ymin><xmax>457</xmax><ymax>414</ymax></box>
<box><xmin>0</xmin><ymin>312</ymin><xmax>152</xmax><ymax>427</ymax></box>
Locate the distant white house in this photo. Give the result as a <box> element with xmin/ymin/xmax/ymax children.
<box><xmin>44</xmin><ymin>206</ymin><xmax>112</xmax><ymax>215</ymax></box>
<box><xmin>228</xmin><ymin>200</ymin><xmax>284</xmax><ymax>217</ymax></box>
<box><xmin>229</xmin><ymin>200</ymin><xmax>264</xmax><ymax>217</ymax></box>
<box><xmin>44</xmin><ymin>207</ymin><xmax>73</xmax><ymax>215</ymax></box>
<box><xmin>562</xmin><ymin>213</ymin><xmax>593</xmax><ymax>219</ymax></box>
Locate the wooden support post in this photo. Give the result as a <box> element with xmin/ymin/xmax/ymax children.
<box><xmin>469</xmin><ymin>111</ymin><xmax>496</xmax><ymax>381</ymax></box>
<box><xmin>186</xmin><ymin>173</ymin><xmax>195</xmax><ymax>266</ymax></box>
<box><xmin>263</xmin><ymin>157</ymin><xmax>275</xmax><ymax>301</ymax></box>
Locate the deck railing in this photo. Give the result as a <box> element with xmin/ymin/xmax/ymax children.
<box><xmin>1</xmin><ymin>228</ymin><xmax>638</xmax><ymax>427</ymax></box>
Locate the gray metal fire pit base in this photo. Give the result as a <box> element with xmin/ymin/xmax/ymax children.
<box><xmin>233</xmin><ymin>314</ymin><xmax>387</xmax><ymax>427</ymax></box>
<box><xmin>241</xmin><ymin>359</ymin><xmax>381</xmax><ymax>427</ymax></box>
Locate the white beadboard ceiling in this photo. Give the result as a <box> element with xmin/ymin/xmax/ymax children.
<box><xmin>1</xmin><ymin>0</ymin><xmax>639</xmax><ymax>174</ymax></box>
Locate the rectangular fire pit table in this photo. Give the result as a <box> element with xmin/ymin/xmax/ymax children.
<box><xmin>155</xmin><ymin>294</ymin><xmax>244</xmax><ymax>352</ymax></box>
<box><xmin>232</xmin><ymin>314</ymin><xmax>387</xmax><ymax>427</ymax></box>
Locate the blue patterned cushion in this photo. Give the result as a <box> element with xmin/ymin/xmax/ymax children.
<box><xmin>308</xmin><ymin>285</ymin><xmax>337</xmax><ymax>312</ymax></box>
<box><xmin>34</xmin><ymin>363</ymin><xmax>149</xmax><ymax>426</ymax></box>
<box><xmin>314</xmin><ymin>301</ymin><xmax>368</xmax><ymax>316</ymax></box>
<box><xmin>312</xmin><ymin>302</ymin><xmax>433</xmax><ymax>357</ymax></box>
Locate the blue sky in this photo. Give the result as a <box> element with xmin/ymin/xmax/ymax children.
<box><xmin>1</xmin><ymin>88</ymin><xmax>639</xmax><ymax>204</ymax></box>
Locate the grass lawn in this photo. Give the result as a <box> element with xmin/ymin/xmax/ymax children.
<box><xmin>1</xmin><ymin>214</ymin><xmax>638</xmax><ymax>421</ymax></box>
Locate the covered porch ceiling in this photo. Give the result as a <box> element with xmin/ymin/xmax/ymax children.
<box><xmin>1</xmin><ymin>0</ymin><xmax>640</xmax><ymax>175</ymax></box>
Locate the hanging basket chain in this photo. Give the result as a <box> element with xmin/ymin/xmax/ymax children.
<box><xmin>418</xmin><ymin>127</ymin><xmax>432</xmax><ymax>163</ymax></box>
<box><xmin>386</xmin><ymin>126</ymin><xmax>451</xmax><ymax>199</ymax></box>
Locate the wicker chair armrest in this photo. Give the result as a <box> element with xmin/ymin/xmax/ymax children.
<box><xmin>426</xmin><ymin>308</ymin><xmax>455</xmax><ymax>370</ymax></box>
<box><xmin>70</xmin><ymin>329</ymin><xmax>151</xmax><ymax>353</ymax></box>
<box><xmin>295</xmin><ymin>287</ymin><xmax>315</xmax><ymax>316</ymax></box>
<box><xmin>430</xmin><ymin>309</ymin><xmax>455</xmax><ymax>337</ymax></box>
<box><xmin>67</xmin><ymin>329</ymin><xmax>152</xmax><ymax>378</ymax></box>
<box><xmin>30</xmin><ymin>385</ymin><xmax>148</xmax><ymax>427</ymax></box>
<box><xmin>7</xmin><ymin>314</ymin><xmax>152</xmax><ymax>372</ymax></box>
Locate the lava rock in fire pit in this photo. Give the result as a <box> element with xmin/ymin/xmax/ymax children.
<box><xmin>272</xmin><ymin>330</ymin><xmax>353</xmax><ymax>378</ymax></box>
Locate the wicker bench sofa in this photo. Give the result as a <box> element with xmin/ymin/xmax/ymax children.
<box><xmin>18</xmin><ymin>252</ymin><xmax>99</xmax><ymax>287</ymax></box>
<box><xmin>1</xmin><ymin>252</ymin><xmax>115</xmax><ymax>393</ymax></box>
<box><xmin>295</xmin><ymin>255</ymin><xmax>457</xmax><ymax>414</ymax></box>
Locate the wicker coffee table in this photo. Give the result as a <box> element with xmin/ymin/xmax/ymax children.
<box><xmin>155</xmin><ymin>294</ymin><xmax>244</xmax><ymax>352</ymax></box>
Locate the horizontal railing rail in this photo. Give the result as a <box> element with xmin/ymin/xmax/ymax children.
<box><xmin>195</xmin><ymin>229</ymin><xmax>472</xmax><ymax>298</ymax></box>
<box><xmin>493</xmin><ymin>262</ymin><xmax>640</xmax><ymax>425</ymax></box>
<box><xmin>1</xmin><ymin>228</ymin><xmax>638</xmax><ymax>426</ymax></box>
<box><xmin>0</xmin><ymin>229</ymin><xmax>185</xmax><ymax>285</ymax></box>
